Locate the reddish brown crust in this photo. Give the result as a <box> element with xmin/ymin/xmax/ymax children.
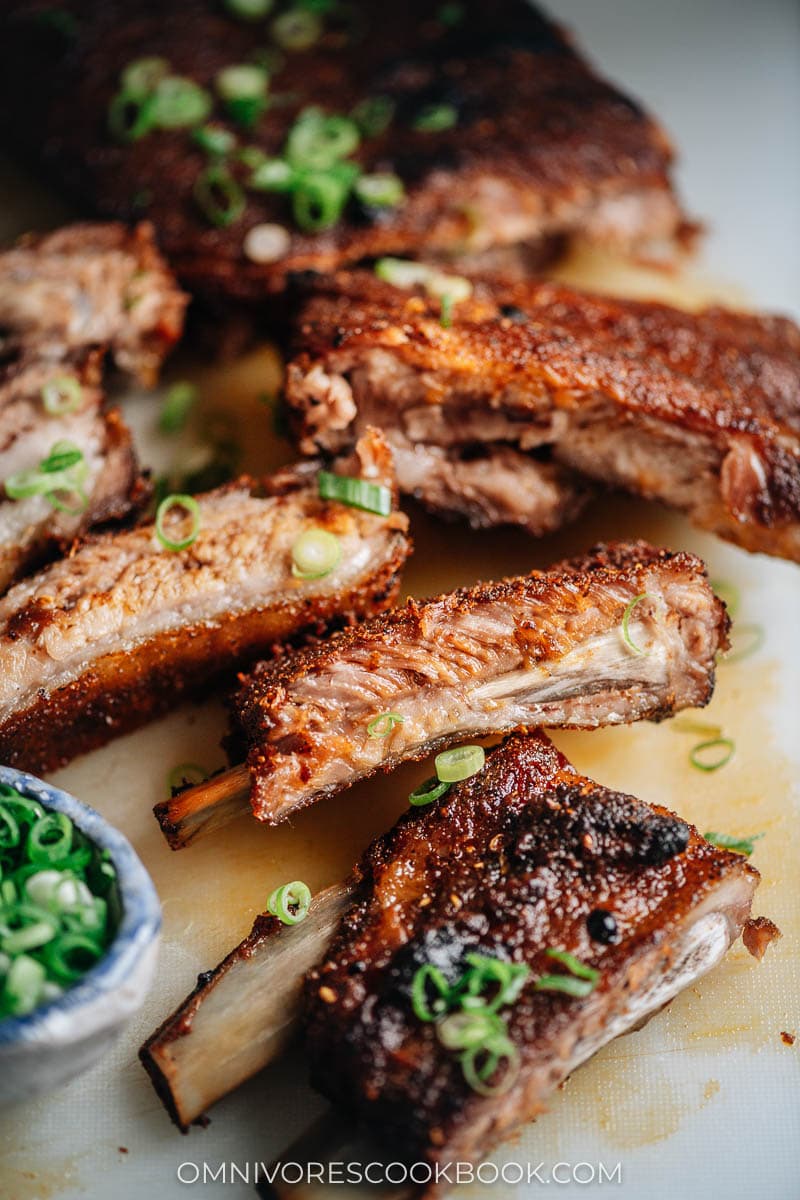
<box><xmin>742</xmin><ymin>915</ymin><xmax>782</xmax><ymax>961</ymax></box>
<box><xmin>285</xmin><ymin>272</ymin><xmax>800</xmax><ymax>558</ymax></box>
<box><xmin>0</xmin><ymin>2</ymin><xmax>683</xmax><ymax>301</ymax></box>
<box><xmin>304</xmin><ymin>732</ymin><xmax>759</xmax><ymax>1170</ymax></box>
<box><xmin>0</xmin><ymin>531</ymin><xmax>407</xmax><ymax>777</ymax></box>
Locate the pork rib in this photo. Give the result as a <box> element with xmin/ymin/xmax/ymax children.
<box><xmin>0</xmin><ymin>222</ymin><xmax>186</xmax><ymax>590</ymax></box>
<box><xmin>0</xmin><ymin>429</ymin><xmax>409</xmax><ymax>775</ymax></box>
<box><xmin>0</xmin><ymin>2</ymin><xmax>686</xmax><ymax>304</ymax></box>
<box><xmin>155</xmin><ymin>542</ymin><xmax>727</xmax><ymax>847</ymax></box>
<box><xmin>304</xmin><ymin>732</ymin><xmax>760</xmax><ymax>1185</ymax></box>
<box><xmin>285</xmin><ymin>271</ymin><xmax>800</xmax><ymax>560</ymax></box>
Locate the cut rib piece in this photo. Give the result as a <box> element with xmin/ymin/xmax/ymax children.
<box><xmin>156</xmin><ymin>541</ymin><xmax>727</xmax><ymax>848</ymax></box>
<box><xmin>285</xmin><ymin>271</ymin><xmax>800</xmax><ymax>560</ymax></box>
<box><xmin>304</xmin><ymin>732</ymin><xmax>760</xmax><ymax>1183</ymax></box>
<box><xmin>0</xmin><ymin>222</ymin><xmax>186</xmax><ymax>590</ymax></box>
<box><xmin>0</xmin><ymin>2</ymin><xmax>686</xmax><ymax>304</ymax></box>
<box><xmin>0</xmin><ymin>429</ymin><xmax>410</xmax><ymax>775</ymax></box>
<box><xmin>141</xmin><ymin>731</ymin><xmax>763</xmax><ymax>1141</ymax></box>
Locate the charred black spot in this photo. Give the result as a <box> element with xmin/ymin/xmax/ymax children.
<box><xmin>586</xmin><ymin>908</ymin><xmax>620</xmax><ymax>944</ymax></box>
<box><xmin>499</xmin><ymin>304</ymin><xmax>529</xmax><ymax>324</ymax></box>
<box><xmin>638</xmin><ymin>815</ymin><xmax>690</xmax><ymax>865</ymax></box>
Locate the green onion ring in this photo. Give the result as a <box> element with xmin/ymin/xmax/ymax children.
<box><xmin>351</xmin><ymin>95</ymin><xmax>395</xmax><ymax>138</ymax></box>
<box><xmin>710</xmin><ymin>578</ymin><xmax>740</xmax><ymax>618</ymax></box>
<box><xmin>1</xmin><ymin>955</ymin><xmax>45</xmax><ymax>1015</ymax></box>
<box><xmin>437</xmin><ymin>1008</ymin><xmax>504</xmax><ymax>1051</ymax></box>
<box><xmin>0</xmin><ymin>806</ymin><xmax>21</xmax><ymax>850</ymax></box>
<box><xmin>225</xmin><ymin>0</ymin><xmax>274</xmax><ymax>18</ymax></box>
<box><xmin>158</xmin><ymin>381</ymin><xmax>198</xmax><ymax>434</ymax></box>
<box><xmin>353</xmin><ymin>173</ymin><xmax>404</xmax><ymax>209</ymax></box>
<box><xmin>411</xmin><ymin>963</ymin><xmax>451</xmax><ymax>1021</ymax></box>
<box><xmin>286</xmin><ymin>109</ymin><xmax>360</xmax><ymax>170</ymax></box>
<box><xmin>151</xmin><ymin>76</ymin><xmax>212</xmax><ymax>129</ymax></box>
<box><xmin>533</xmin><ymin>973</ymin><xmax>596</xmax><ymax>998</ymax></box>
<box><xmin>689</xmin><ymin>737</ymin><xmax>735</xmax><ymax>772</ymax></box>
<box><xmin>366</xmin><ymin>712</ymin><xmax>405</xmax><ymax>739</ymax></box>
<box><xmin>435</xmin><ymin>745</ymin><xmax>485</xmax><ymax>784</ymax></box>
<box><xmin>460</xmin><ymin>1039</ymin><xmax>520</xmax><ymax>1096</ymax></box>
<box><xmin>193</xmin><ymin>165</ymin><xmax>246</xmax><ymax>228</ymax></box>
<box><xmin>121</xmin><ymin>57</ymin><xmax>170</xmax><ymax>99</ymax></box>
<box><xmin>292</xmin><ymin>171</ymin><xmax>350</xmax><ymax>232</ymax></box>
<box><xmin>722</xmin><ymin>622</ymin><xmax>765</xmax><ymax>665</ymax></box>
<box><xmin>41</xmin><ymin>933</ymin><xmax>104</xmax><ymax>985</ymax></box>
<box><xmin>620</xmin><ymin>592</ymin><xmax>653</xmax><ymax>655</ymax></box>
<box><xmin>108</xmin><ymin>90</ymin><xmax>158</xmax><ymax>142</ymax></box>
<box><xmin>408</xmin><ymin>777</ymin><xmax>450</xmax><ymax>808</ymax></box>
<box><xmin>192</xmin><ymin>124</ymin><xmax>238</xmax><ymax>158</ymax></box>
<box><xmin>0</xmin><ymin>903</ymin><xmax>59</xmax><ymax>956</ymax></box>
<box><xmin>413</xmin><ymin>103</ymin><xmax>458</xmax><ymax>133</ymax></box>
<box><xmin>318</xmin><ymin>470</ymin><xmax>392</xmax><ymax>516</ymax></box>
<box><xmin>26</xmin><ymin>814</ymin><xmax>73</xmax><ymax>866</ymax></box>
<box><xmin>266</xmin><ymin>880</ymin><xmax>312</xmax><ymax>925</ymax></box>
<box><xmin>271</xmin><ymin>9</ymin><xmax>322</xmax><ymax>51</ymax></box>
<box><xmin>155</xmin><ymin>494</ymin><xmax>201</xmax><ymax>552</ymax></box>
<box><xmin>41</xmin><ymin>376</ymin><xmax>83</xmax><ymax>416</ymax></box>
<box><xmin>290</xmin><ymin>527</ymin><xmax>341</xmax><ymax>579</ymax></box>
<box><xmin>543</xmin><ymin>948</ymin><xmax>600</xmax><ymax>983</ymax></box>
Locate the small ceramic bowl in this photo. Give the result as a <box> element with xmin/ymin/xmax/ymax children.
<box><xmin>0</xmin><ymin>767</ymin><xmax>161</xmax><ymax>1104</ymax></box>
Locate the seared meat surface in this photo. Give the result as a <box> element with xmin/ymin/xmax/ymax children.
<box><xmin>0</xmin><ymin>430</ymin><xmax>409</xmax><ymax>775</ymax></box>
<box><xmin>0</xmin><ymin>2</ymin><xmax>685</xmax><ymax>303</ymax></box>
<box><xmin>225</xmin><ymin>542</ymin><xmax>726</xmax><ymax>825</ymax></box>
<box><xmin>0</xmin><ymin>222</ymin><xmax>186</xmax><ymax>590</ymax></box>
<box><xmin>304</xmin><ymin>732</ymin><xmax>759</xmax><ymax>1182</ymax></box>
<box><xmin>286</xmin><ymin>271</ymin><xmax>800</xmax><ymax>560</ymax></box>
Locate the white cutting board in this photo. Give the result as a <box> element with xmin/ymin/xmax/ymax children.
<box><xmin>0</xmin><ymin>2</ymin><xmax>798</xmax><ymax>1198</ymax></box>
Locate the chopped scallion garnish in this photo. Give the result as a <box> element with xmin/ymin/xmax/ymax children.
<box><xmin>286</xmin><ymin>107</ymin><xmax>360</xmax><ymax>170</ymax></box>
<box><xmin>318</xmin><ymin>470</ymin><xmax>392</xmax><ymax>516</ymax></box>
<box><xmin>155</xmin><ymin>494</ymin><xmax>201</xmax><ymax>552</ymax></box>
<box><xmin>249</xmin><ymin>157</ymin><xmax>295</xmax><ymax>191</ymax></box>
<box><xmin>158</xmin><ymin>381</ymin><xmax>198</xmax><ymax>434</ymax></box>
<box><xmin>5</xmin><ymin>440</ymin><xmax>89</xmax><ymax>514</ymax></box>
<box><xmin>435</xmin><ymin>744</ymin><xmax>485</xmax><ymax>783</ymax></box>
<box><xmin>722</xmin><ymin>622</ymin><xmax>765</xmax><ymax>665</ymax></box>
<box><xmin>704</xmin><ymin>831</ymin><xmax>764</xmax><ymax>857</ymax></box>
<box><xmin>366</xmin><ymin>712</ymin><xmax>405</xmax><ymax>739</ymax></box>
<box><xmin>353</xmin><ymin>173</ymin><xmax>404</xmax><ymax>209</ymax></box>
<box><xmin>408</xmin><ymin>777</ymin><xmax>450</xmax><ymax>808</ymax></box>
<box><xmin>290</xmin><ymin>527</ymin><xmax>341</xmax><ymax>579</ymax></box>
<box><xmin>688</xmin><ymin>737</ymin><xmax>735</xmax><ymax>772</ymax></box>
<box><xmin>215</xmin><ymin>64</ymin><xmax>269</xmax><ymax>129</ymax></box>
<box><xmin>192</xmin><ymin>123</ymin><xmax>238</xmax><ymax>158</ymax></box>
<box><xmin>292</xmin><ymin>169</ymin><xmax>351</xmax><ymax>232</ymax></box>
<box><xmin>41</xmin><ymin>376</ymin><xmax>83</xmax><ymax>416</ymax></box>
<box><xmin>267</xmin><ymin>880</ymin><xmax>312</xmax><ymax>925</ymax></box>
<box><xmin>620</xmin><ymin>592</ymin><xmax>653</xmax><ymax>655</ymax></box>
<box><xmin>243</xmin><ymin>222</ymin><xmax>292</xmax><ymax>263</ymax></box>
<box><xmin>151</xmin><ymin>76</ymin><xmax>212</xmax><ymax>129</ymax></box>
<box><xmin>225</xmin><ymin>0</ymin><xmax>274</xmax><ymax>19</ymax></box>
<box><xmin>413</xmin><ymin>103</ymin><xmax>458</xmax><ymax>133</ymax></box>
<box><xmin>710</xmin><ymin>578</ymin><xmax>740</xmax><ymax>618</ymax></box>
<box><xmin>271</xmin><ymin>9</ymin><xmax>322</xmax><ymax>51</ymax></box>
<box><xmin>121</xmin><ymin>57</ymin><xmax>169</xmax><ymax>99</ymax></box>
<box><xmin>534</xmin><ymin>949</ymin><xmax>599</xmax><ymax>998</ymax></box>
<box><xmin>107</xmin><ymin>91</ymin><xmax>157</xmax><ymax>143</ymax></box>
<box><xmin>351</xmin><ymin>95</ymin><xmax>395</xmax><ymax>138</ymax></box>
<box><xmin>194</xmin><ymin>164</ymin><xmax>246</xmax><ymax>227</ymax></box>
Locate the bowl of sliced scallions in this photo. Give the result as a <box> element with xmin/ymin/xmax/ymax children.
<box><xmin>0</xmin><ymin>767</ymin><xmax>160</xmax><ymax>1103</ymax></box>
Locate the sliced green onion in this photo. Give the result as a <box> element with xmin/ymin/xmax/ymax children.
<box><xmin>155</xmin><ymin>494</ymin><xmax>201</xmax><ymax>552</ymax></box>
<box><xmin>670</xmin><ymin>717</ymin><xmax>723</xmax><ymax>738</ymax></box>
<box><xmin>152</xmin><ymin>76</ymin><xmax>212</xmax><ymax>129</ymax></box>
<box><xmin>425</xmin><ymin>272</ymin><xmax>473</xmax><ymax>304</ymax></box>
<box><xmin>460</xmin><ymin>1039</ymin><xmax>520</xmax><ymax>1096</ymax></box>
<box><xmin>291</xmin><ymin>527</ymin><xmax>341</xmax><ymax>578</ymax></box>
<box><xmin>27</xmin><ymin>814</ymin><xmax>73</xmax><ymax>866</ymax></box>
<box><xmin>292</xmin><ymin>170</ymin><xmax>350</xmax><ymax>232</ymax></box>
<box><xmin>620</xmin><ymin>592</ymin><xmax>653</xmax><ymax>655</ymax></box>
<box><xmin>413</xmin><ymin>103</ymin><xmax>458</xmax><ymax>133</ymax></box>
<box><xmin>439</xmin><ymin>293</ymin><xmax>454</xmax><ymax>328</ymax></box>
<box><xmin>42</xmin><ymin>376</ymin><xmax>83</xmax><ymax>416</ymax></box>
<box><xmin>710</xmin><ymin>579</ymin><xmax>740</xmax><ymax>618</ymax></box>
<box><xmin>243</xmin><ymin>222</ymin><xmax>292</xmax><ymax>263</ymax></box>
<box><xmin>249</xmin><ymin>157</ymin><xmax>295</xmax><ymax>191</ymax></box>
<box><xmin>0</xmin><ymin>904</ymin><xmax>58</xmax><ymax>955</ymax></box>
<box><xmin>194</xmin><ymin>164</ymin><xmax>246</xmax><ymax>227</ymax></box>
<box><xmin>267</xmin><ymin>880</ymin><xmax>312</xmax><ymax>925</ymax></box>
<box><xmin>704</xmin><ymin>831</ymin><xmax>764</xmax><ymax>857</ymax></box>
<box><xmin>543</xmin><ymin>948</ymin><xmax>600</xmax><ymax>983</ymax></box>
<box><xmin>271</xmin><ymin>9</ymin><xmax>322</xmax><ymax>51</ymax></box>
<box><xmin>225</xmin><ymin>0</ymin><xmax>274</xmax><ymax>18</ymax></box>
<box><xmin>216</xmin><ymin>64</ymin><xmax>269</xmax><ymax>129</ymax></box>
<box><xmin>351</xmin><ymin>95</ymin><xmax>395</xmax><ymax>138</ymax></box>
<box><xmin>353</xmin><ymin>173</ymin><xmax>404</xmax><ymax>209</ymax></box>
<box><xmin>192</xmin><ymin>123</ymin><xmax>238</xmax><ymax>158</ymax></box>
<box><xmin>121</xmin><ymin>57</ymin><xmax>170</xmax><ymax>99</ymax></box>
<box><xmin>158</xmin><ymin>381</ymin><xmax>198</xmax><ymax>434</ymax></box>
<box><xmin>41</xmin><ymin>933</ymin><xmax>104</xmax><ymax>985</ymax></box>
<box><xmin>5</xmin><ymin>440</ymin><xmax>88</xmax><ymax>513</ymax></box>
<box><xmin>375</xmin><ymin>257</ymin><xmax>433</xmax><ymax>289</ymax></box>
<box><xmin>435</xmin><ymin>745</ymin><xmax>485</xmax><ymax>784</ymax></box>
<box><xmin>167</xmin><ymin>763</ymin><xmax>208</xmax><ymax>792</ymax></box>
<box><xmin>318</xmin><ymin>470</ymin><xmax>392</xmax><ymax>516</ymax></box>
<box><xmin>437</xmin><ymin>1008</ymin><xmax>503</xmax><ymax>1051</ymax></box>
<box><xmin>108</xmin><ymin>90</ymin><xmax>157</xmax><ymax>142</ymax></box>
<box><xmin>458</xmin><ymin>953</ymin><xmax>530</xmax><ymax>1012</ymax></box>
<box><xmin>534</xmin><ymin>973</ymin><xmax>596</xmax><ymax>998</ymax></box>
<box><xmin>0</xmin><ymin>807</ymin><xmax>20</xmax><ymax>851</ymax></box>
<box><xmin>1</xmin><ymin>954</ymin><xmax>45</xmax><ymax>1016</ymax></box>
<box><xmin>408</xmin><ymin>777</ymin><xmax>450</xmax><ymax>807</ymax></box>
<box><xmin>286</xmin><ymin>108</ymin><xmax>360</xmax><ymax>170</ymax></box>
<box><xmin>0</xmin><ymin>795</ymin><xmax>44</xmax><ymax>837</ymax></box>
<box><xmin>366</xmin><ymin>712</ymin><xmax>405</xmax><ymax>739</ymax></box>
<box><xmin>722</xmin><ymin>622</ymin><xmax>765</xmax><ymax>665</ymax></box>
<box><xmin>689</xmin><ymin>737</ymin><xmax>735</xmax><ymax>772</ymax></box>
<box><xmin>411</xmin><ymin>963</ymin><xmax>451</xmax><ymax>1021</ymax></box>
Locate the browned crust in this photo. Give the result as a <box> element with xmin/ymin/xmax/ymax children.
<box><xmin>285</xmin><ymin>272</ymin><xmax>800</xmax><ymax>558</ymax></box>
<box><xmin>0</xmin><ymin>533</ymin><xmax>407</xmax><ymax>777</ymax></box>
<box><xmin>304</xmin><ymin>732</ymin><xmax>759</xmax><ymax>1171</ymax></box>
<box><xmin>0</xmin><ymin>2</ymin><xmax>684</xmax><ymax>301</ymax></box>
<box><xmin>742</xmin><ymin>915</ymin><xmax>782</xmax><ymax>961</ymax></box>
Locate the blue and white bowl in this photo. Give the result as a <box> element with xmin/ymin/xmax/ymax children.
<box><xmin>0</xmin><ymin>767</ymin><xmax>161</xmax><ymax>1104</ymax></box>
